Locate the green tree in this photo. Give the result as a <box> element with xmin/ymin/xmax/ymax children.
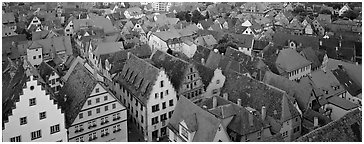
<box><xmin>341</xmin><ymin>10</ymin><xmax>358</xmax><ymax>20</ymax></box>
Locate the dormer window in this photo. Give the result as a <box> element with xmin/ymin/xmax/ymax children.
<box><xmin>180</xmin><ymin>124</ymin><xmax>189</xmax><ymax>140</ymax></box>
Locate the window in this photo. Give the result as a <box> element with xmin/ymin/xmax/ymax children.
<box><xmin>160</xmin><ymin>92</ymin><xmax>164</xmax><ymax>99</ymax></box>
<box><xmin>136</xmin><ymin>111</ymin><xmax>138</xmax><ymax>118</ymax></box>
<box><xmin>104</xmin><ymin>96</ymin><xmax>108</xmax><ymax>101</ymax></box>
<box><xmin>190</xmin><ymin>68</ymin><xmax>193</xmax><ymax>73</ymax></box>
<box><xmin>112</xmin><ymin>103</ymin><xmax>116</xmax><ymax>109</ymax></box>
<box><xmin>152</xmin><ymin>104</ymin><xmax>159</xmax><ymax>112</ymax></box>
<box><xmin>20</xmin><ymin>117</ymin><xmax>27</xmax><ymax>125</ymax></box>
<box><xmin>216</xmin><ymin>80</ymin><xmax>220</xmax><ymax>84</ymax></box>
<box><xmin>160</xmin><ymin>81</ymin><xmax>164</xmax><ymax>87</ymax></box>
<box><xmin>282</xmin><ymin>131</ymin><xmax>288</xmax><ymax>138</ymax></box>
<box><xmin>213</xmin><ymin>89</ymin><xmax>218</xmax><ymax>94</ymax></box>
<box><xmin>29</xmin><ymin>98</ymin><xmax>36</xmax><ymax>106</ymax></box>
<box><xmin>140</xmin><ymin>106</ymin><xmax>143</xmax><ymax>111</ymax></box>
<box><xmin>155</xmin><ymin>93</ymin><xmax>159</xmax><ymax>99</ymax></box>
<box><xmin>166</xmin><ymin>90</ymin><xmax>169</xmax><ymax>95</ymax></box>
<box><xmin>160</xmin><ymin>113</ymin><xmax>167</xmax><ymax>121</ymax></box>
<box><xmin>169</xmin><ymin>99</ymin><xmax>174</xmax><ymax>106</ymax></box>
<box><xmin>96</xmin><ymin>108</ymin><xmax>100</xmax><ymax>113</ymax></box>
<box><xmin>31</xmin><ymin>130</ymin><xmax>42</xmax><ymax>140</ymax></box>
<box><xmin>50</xmin><ymin>124</ymin><xmax>60</xmax><ymax>134</ymax></box>
<box><xmin>79</xmin><ymin>113</ymin><xmax>83</xmax><ymax>119</ymax></box>
<box><xmin>88</xmin><ymin>100</ymin><xmax>91</xmax><ymax>105</ymax></box>
<box><xmin>96</xmin><ymin>98</ymin><xmax>100</xmax><ymax>103</ymax></box>
<box><xmin>33</xmin><ymin>56</ymin><xmax>36</xmax><ymax>59</ymax></box>
<box><xmin>88</xmin><ymin>110</ymin><xmax>92</xmax><ymax>116</ymax></box>
<box><xmin>105</xmin><ymin>105</ymin><xmax>109</xmax><ymax>111</ymax></box>
<box><xmin>39</xmin><ymin>112</ymin><xmax>46</xmax><ymax>120</ymax></box>
<box><xmin>162</xmin><ymin>102</ymin><xmax>166</xmax><ymax>109</ymax></box>
<box><xmin>95</xmin><ymin>88</ymin><xmax>99</xmax><ymax>93</ymax></box>
<box><xmin>152</xmin><ymin>117</ymin><xmax>159</xmax><ymax>125</ymax></box>
<box><xmin>38</xmin><ymin>55</ymin><xmax>41</xmax><ymax>58</ymax></box>
<box><xmin>168</xmin><ymin>111</ymin><xmax>174</xmax><ymax>118</ymax></box>
<box><xmin>10</xmin><ymin>136</ymin><xmax>21</xmax><ymax>142</ymax></box>
<box><xmin>257</xmin><ymin>131</ymin><xmax>261</xmax><ymax>139</ymax></box>
<box><xmin>141</xmin><ymin>115</ymin><xmax>144</xmax><ymax>123</ymax></box>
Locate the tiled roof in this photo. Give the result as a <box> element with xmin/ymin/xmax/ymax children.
<box><xmin>327</xmin><ymin>96</ymin><xmax>358</xmax><ymax>110</ymax></box>
<box><xmin>301</xmin><ymin>47</ymin><xmax>321</xmax><ymax>69</ymax></box>
<box><xmin>153</xmin><ymin>30</ymin><xmax>181</xmax><ymax>41</ymax></box>
<box><xmin>252</xmin><ymin>40</ymin><xmax>269</xmax><ymax>51</ymax></box>
<box><xmin>326</xmin><ymin>58</ymin><xmax>362</xmax><ymax>87</ymax></box>
<box><xmin>38</xmin><ymin>61</ymin><xmax>60</xmax><ymax>82</ymax></box>
<box><xmin>108</xmin><ymin>44</ymin><xmax>152</xmax><ymax>74</ymax></box>
<box><xmin>332</xmin><ymin>68</ymin><xmax>361</xmax><ymax>96</ymax></box>
<box><xmin>310</xmin><ymin>70</ymin><xmax>344</xmax><ymax>98</ymax></box>
<box><xmin>205</xmin><ymin>50</ymin><xmax>249</xmax><ymax>75</ymax></box>
<box><xmin>275</xmin><ymin>48</ymin><xmax>311</xmax><ymax>73</ymax></box>
<box><xmin>302</xmin><ymin>108</ymin><xmax>331</xmax><ymax>128</ymax></box>
<box><xmin>168</xmin><ymin>96</ymin><xmax>221</xmax><ymax>142</ymax></box>
<box><xmin>27</xmin><ymin>36</ymin><xmax>73</xmax><ymax>56</ymax></box>
<box><xmin>221</xmin><ymin>71</ymin><xmax>300</xmax><ymax>123</ymax></box>
<box><xmin>191</xmin><ymin>45</ymin><xmax>211</xmax><ymax>64</ymax></box>
<box><xmin>116</xmin><ymin>53</ymin><xmax>160</xmax><ymax>105</ymax></box>
<box><xmin>296</xmin><ymin>109</ymin><xmax>361</xmax><ymax>142</ymax></box>
<box><xmin>2</xmin><ymin>34</ymin><xmax>27</xmax><ymax>60</ymax></box>
<box><xmin>57</xmin><ymin>63</ymin><xmax>97</xmax><ymax>128</ymax></box>
<box><xmin>93</xmin><ymin>42</ymin><xmax>124</xmax><ymax>56</ymax></box>
<box><xmin>150</xmin><ymin>50</ymin><xmax>190</xmax><ymax>91</ymax></box>
<box><xmin>273</xmin><ymin>32</ymin><xmax>320</xmax><ymax>49</ymax></box>
<box><xmin>2</xmin><ymin>12</ymin><xmax>15</xmax><ymax>23</ymax></box>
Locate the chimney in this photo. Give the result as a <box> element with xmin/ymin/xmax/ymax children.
<box><xmin>249</xmin><ymin>112</ymin><xmax>254</xmax><ymax>127</ymax></box>
<box><xmin>203</xmin><ymin>105</ymin><xmax>207</xmax><ymax>109</ymax></box>
<box><xmin>339</xmin><ymin>41</ymin><xmax>342</xmax><ymax>47</ymax></box>
<box><xmin>237</xmin><ymin>98</ymin><xmax>241</xmax><ymax>106</ymax></box>
<box><xmin>314</xmin><ymin>117</ymin><xmax>319</xmax><ymax>127</ymax></box>
<box><xmin>223</xmin><ymin>93</ymin><xmax>228</xmax><ymax>100</ymax></box>
<box><xmin>213</xmin><ymin>96</ymin><xmax>217</xmax><ymax>108</ymax></box>
<box><xmin>319</xmin><ymin>40</ymin><xmax>322</xmax><ymax>46</ymax></box>
<box><xmin>261</xmin><ymin>106</ymin><xmax>266</xmax><ymax>120</ymax></box>
<box><xmin>201</xmin><ymin>58</ymin><xmax>205</xmax><ymax>65</ymax></box>
<box><xmin>335</xmin><ymin>47</ymin><xmax>338</xmax><ymax>51</ymax></box>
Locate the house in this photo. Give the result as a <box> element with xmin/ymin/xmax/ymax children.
<box><xmin>332</xmin><ymin>67</ymin><xmax>362</xmax><ymax>105</ymax></box>
<box><xmin>193</xmin><ymin>62</ymin><xmax>225</xmax><ymax>99</ymax></box>
<box><xmin>300</xmin><ymin>47</ymin><xmax>322</xmax><ymax>71</ymax></box>
<box><xmin>311</xmin><ymin>19</ymin><xmax>325</xmax><ymax>36</ymax></box>
<box><xmin>27</xmin><ymin>16</ymin><xmax>42</xmax><ymax>30</ymax></box>
<box><xmin>339</xmin><ymin>4</ymin><xmax>351</xmax><ymax>16</ymax></box>
<box><xmin>317</xmin><ymin>14</ymin><xmax>332</xmax><ymax>26</ymax></box>
<box><xmin>323</xmin><ymin>96</ymin><xmax>358</xmax><ymax>121</ymax></box>
<box><xmin>38</xmin><ymin>62</ymin><xmax>63</xmax><ymax>93</ymax></box>
<box><xmin>151</xmin><ymin>2</ymin><xmax>172</xmax><ymax>12</ymax></box>
<box><xmin>58</xmin><ymin>62</ymin><xmax>128</xmax><ymax>142</ymax></box>
<box><xmin>221</xmin><ymin>71</ymin><xmax>302</xmax><ymax>142</ymax></box>
<box><xmin>200</xmin><ymin>95</ymin><xmax>273</xmax><ymax>142</ymax></box>
<box><xmin>3</xmin><ymin>12</ymin><xmax>17</xmax><ymax>31</ymax></box>
<box><xmin>148</xmin><ymin>30</ymin><xmax>181</xmax><ymax>52</ymax></box>
<box><xmin>251</xmin><ymin>40</ymin><xmax>270</xmax><ymax>55</ymax></box>
<box><xmin>326</xmin><ymin>58</ymin><xmax>361</xmax><ymax>88</ymax></box>
<box><xmin>2</xmin><ymin>60</ymin><xmax>67</xmax><ymax>142</ymax></box>
<box><xmin>194</xmin><ymin>35</ymin><xmax>218</xmax><ymax>49</ymax></box>
<box><xmin>296</xmin><ymin>108</ymin><xmax>361</xmax><ymax>142</ymax></box>
<box><xmin>310</xmin><ymin>70</ymin><xmax>348</xmax><ymax>102</ymax></box>
<box><xmin>124</xmin><ymin>7</ymin><xmax>145</xmax><ymax>19</ymax></box>
<box><xmin>150</xmin><ymin>50</ymin><xmax>205</xmax><ymax>103</ymax></box>
<box><xmin>113</xmin><ymin>53</ymin><xmax>177</xmax><ymax>141</ymax></box>
<box><xmin>275</xmin><ymin>48</ymin><xmax>312</xmax><ymax>81</ymax></box>
<box><xmin>167</xmin><ymin>96</ymin><xmax>231</xmax><ymax>142</ymax></box>
<box><xmin>2</xmin><ymin>25</ymin><xmax>18</xmax><ymax>37</ymax></box>
<box><xmin>2</xmin><ymin>34</ymin><xmax>28</xmax><ymax>61</ymax></box>
<box><xmin>304</xmin><ymin>23</ymin><xmax>314</xmax><ymax>35</ymax></box>
<box><xmin>274</xmin><ymin>12</ymin><xmax>289</xmax><ymax>26</ymax></box>
<box><xmin>272</xmin><ymin>32</ymin><xmax>320</xmax><ymax>50</ymax></box>
<box><xmin>87</xmin><ymin>42</ymin><xmax>124</xmax><ymax>72</ymax></box>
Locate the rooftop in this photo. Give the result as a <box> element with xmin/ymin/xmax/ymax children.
<box><xmin>275</xmin><ymin>48</ymin><xmax>311</xmax><ymax>73</ymax></box>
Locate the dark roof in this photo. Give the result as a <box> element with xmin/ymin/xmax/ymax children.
<box><xmin>38</xmin><ymin>61</ymin><xmax>59</xmax><ymax>82</ymax></box>
<box><xmin>301</xmin><ymin>47</ymin><xmax>321</xmax><ymax>69</ymax></box>
<box><xmin>252</xmin><ymin>40</ymin><xmax>270</xmax><ymax>51</ymax></box>
<box><xmin>193</xmin><ymin>62</ymin><xmax>215</xmax><ymax>89</ymax></box>
<box><xmin>116</xmin><ymin>53</ymin><xmax>160</xmax><ymax>105</ymax></box>
<box><xmin>2</xmin><ymin>34</ymin><xmax>28</xmax><ymax>60</ymax></box>
<box><xmin>320</xmin><ymin>38</ymin><xmax>339</xmax><ymax>59</ymax></box>
<box><xmin>221</xmin><ymin>71</ymin><xmax>300</xmax><ymax>124</ymax></box>
<box><xmin>273</xmin><ymin>32</ymin><xmax>320</xmax><ymax>49</ymax></box>
<box><xmin>327</xmin><ymin>96</ymin><xmax>358</xmax><ymax>110</ymax></box>
<box><xmin>332</xmin><ymin>68</ymin><xmax>361</xmax><ymax>96</ymax></box>
<box><xmin>57</xmin><ymin>63</ymin><xmax>98</xmax><ymax>128</ymax></box>
<box><xmin>302</xmin><ymin>108</ymin><xmax>331</xmax><ymax>127</ymax></box>
<box><xmin>191</xmin><ymin>45</ymin><xmax>211</xmax><ymax>64</ymax></box>
<box><xmin>296</xmin><ymin>109</ymin><xmax>361</xmax><ymax>142</ymax></box>
<box><xmin>168</xmin><ymin>96</ymin><xmax>221</xmax><ymax>142</ymax></box>
<box><xmin>108</xmin><ymin>44</ymin><xmax>152</xmax><ymax>74</ymax></box>
<box><xmin>150</xmin><ymin>50</ymin><xmax>190</xmax><ymax>91</ymax></box>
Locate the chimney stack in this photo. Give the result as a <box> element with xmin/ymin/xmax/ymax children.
<box><xmin>223</xmin><ymin>93</ymin><xmax>228</xmax><ymax>100</ymax></box>
<box><xmin>201</xmin><ymin>58</ymin><xmax>205</xmax><ymax>65</ymax></box>
<box><xmin>319</xmin><ymin>40</ymin><xmax>322</xmax><ymax>46</ymax></box>
<box><xmin>237</xmin><ymin>98</ymin><xmax>241</xmax><ymax>106</ymax></box>
<box><xmin>314</xmin><ymin>117</ymin><xmax>319</xmax><ymax>127</ymax></box>
<box><xmin>249</xmin><ymin>112</ymin><xmax>254</xmax><ymax>127</ymax></box>
<box><xmin>203</xmin><ymin>105</ymin><xmax>207</xmax><ymax>109</ymax></box>
<box><xmin>213</xmin><ymin>96</ymin><xmax>217</xmax><ymax>108</ymax></box>
<box><xmin>261</xmin><ymin>106</ymin><xmax>266</xmax><ymax>120</ymax></box>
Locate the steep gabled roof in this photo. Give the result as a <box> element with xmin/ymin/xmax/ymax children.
<box><xmin>57</xmin><ymin>63</ymin><xmax>97</xmax><ymax>128</ymax></box>
<box><xmin>326</xmin><ymin>58</ymin><xmax>362</xmax><ymax>87</ymax></box>
<box><xmin>150</xmin><ymin>50</ymin><xmax>190</xmax><ymax>91</ymax></box>
<box><xmin>296</xmin><ymin>109</ymin><xmax>361</xmax><ymax>142</ymax></box>
<box><xmin>168</xmin><ymin>96</ymin><xmax>221</xmax><ymax>142</ymax></box>
<box><xmin>193</xmin><ymin>62</ymin><xmax>215</xmax><ymax>89</ymax></box>
<box><xmin>116</xmin><ymin>53</ymin><xmax>160</xmax><ymax>105</ymax></box>
<box><xmin>301</xmin><ymin>47</ymin><xmax>321</xmax><ymax>69</ymax></box>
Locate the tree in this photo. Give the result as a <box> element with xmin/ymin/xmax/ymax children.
<box><xmin>319</xmin><ymin>9</ymin><xmax>332</xmax><ymax>15</ymax></box>
<box><xmin>214</xmin><ymin>34</ymin><xmax>238</xmax><ymax>54</ymax></box>
<box><xmin>341</xmin><ymin>10</ymin><xmax>358</xmax><ymax>20</ymax></box>
<box><xmin>191</xmin><ymin>10</ymin><xmax>204</xmax><ymax>24</ymax></box>
<box><xmin>175</xmin><ymin>11</ymin><xmax>187</xmax><ymax>21</ymax></box>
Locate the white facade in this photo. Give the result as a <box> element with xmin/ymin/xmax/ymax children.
<box><xmin>124</xmin><ymin>10</ymin><xmax>145</xmax><ymax>19</ymax></box>
<box><xmin>68</xmin><ymin>83</ymin><xmax>128</xmax><ymax>142</ymax></box>
<box><xmin>204</xmin><ymin>68</ymin><xmax>226</xmax><ymax>99</ymax></box>
<box><xmin>2</xmin><ymin>76</ymin><xmax>68</xmax><ymax>142</ymax></box>
<box><xmin>27</xmin><ymin>48</ymin><xmax>43</xmax><ymax>67</ymax></box>
<box><xmin>287</xmin><ymin>64</ymin><xmax>311</xmax><ymax>81</ymax></box>
<box><xmin>64</xmin><ymin>21</ymin><xmax>74</xmax><ymax>37</ymax></box>
<box><xmin>339</xmin><ymin>5</ymin><xmax>350</xmax><ymax>16</ymax></box>
<box><xmin>114</xmin><ymin>70</ymin><xmax>177</xmax><ymax>141</ymax></box>
<box><xmin>27</xmin><ymin>17</ymin><xmax>42</xmax><ymax>30</ymax></box>
<box><xmin>148</xmin><ymin>34</ymin><xmax>169</xmax><ymax>52</ymax></box>
<box><xmin>48</xmin><ymin>71</ymin><xmax>62</xmax><ymax>93</ymax></box>
<box><xmin>152</xmin><ymin>2</ymin><xmax>172</xmax><ymax>12</ymax></box>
